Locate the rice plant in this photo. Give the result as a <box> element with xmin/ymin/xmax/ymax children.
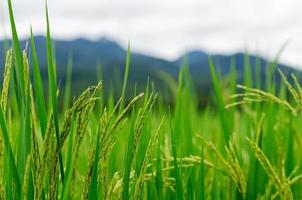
<box><xmin>0</xmin><ymin>0</ymin><xmax>302</xmax><ymax>199</ymax></box>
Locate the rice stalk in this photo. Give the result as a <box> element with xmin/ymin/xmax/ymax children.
<box><xmin>0</xmin><ymin>49</ymin><xmax>13</xmax><ymax>198</ymax></box>
<box><xmin>291</xmin><ymin>73</ymin><xmax>302</xmax><ymax>106</ymax></box>
<box><xmin>198</xmin><ymin>136</ymin><xmax>246</xmax><ymax>197</ymax></box>
<box><xmin>246</xmin><ymin>137</ymin><xmax>293</xmax><ymax>200</ymax></box>
<box><xmin>34</xmin><ymin>115</ymin><xmax>54</xmax><ymax>200</ymax></box>
<box><xmin>61</xmin><ymin>83</ymin><xmax>102</xmax><ymax>146</ymax></box>
<box><xmin>122</xmin><ymin>93</ymin><xmax>157</xmax><ymax>200</ymax></box>
<box><xmin>133</xmin><ymin>117</ymin><xmax>164</xmax><ymax>199</ymax></box>
<box><xmin>98</xmin><ymin>93</ymin><xmax>144</xmax><ymax>199</ymax></box>
<box><xmin>131</xmin><ymin>93</ymin><xmax>157</xmax><ymax>161</ymax></box>
<box><xmin>81</xmin><ymin>137</ymin><xmax>98</xmax><ymax>200</ymax></box>
<box><xmin>61</xmin><ymin>83</ymin><xmax>102</xmax><ymax>198</ymax></box>
<box><xmin>277</xmin><ymin>69</ymin><xmax>300</xmax><ymax>107</ymax></box>
<box><xmin>1</xmin><ymin>49</ymin><xmax>12</xmax><ymax>114</ymax></box>
<box><xmin>49</xmin><ymin>126</ymin><xmax>59</xmax><ymax>200</ymax></box>
<box><xmin>22</xmin><ymin>51</ymin><xmax>30</xmax><ymax>97</ymax></box>
<box><xmin>29</xmin><ymin>85</ymin><xmax>41</xmax><ymax>182</ymax></box>
<box><xmin>225</xmin><ymin>140</ymin><xmax>246</xmax><ymax>197</ymax></box>
<box><xmin>227</xmin><ymin>85</ymin><xmax>297</xmax><ymax>115</ymax></box>
<box><xmin>160</xmin><ymin>155</ymin><xmax>214</xmax><ymax>170</ymax></box>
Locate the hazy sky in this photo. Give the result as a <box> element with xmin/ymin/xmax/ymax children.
<box><xmin>1</xmin><ymin>0</ymin><xmax>302</xmax><ymax>67</ymax></box>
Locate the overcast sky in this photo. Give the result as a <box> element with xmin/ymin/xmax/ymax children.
<box><xmin>1</xmin><ymin>0</ymin><xmax>302</xmax><ymax>68</ymax></box>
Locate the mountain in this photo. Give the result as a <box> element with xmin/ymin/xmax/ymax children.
<box><xmin>0</xmin><ymin>36</ymin><xmax>300</xmax><ymax>105</ymax></box>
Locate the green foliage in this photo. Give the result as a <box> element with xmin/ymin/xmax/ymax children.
<box><xmin>1</xmin><ymin>1</ymin><xmax>302</xmax><ymax>200</ymax></box>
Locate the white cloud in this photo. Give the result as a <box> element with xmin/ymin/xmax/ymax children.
<box><xmin>1</xmin><ymin>0</ymin><xmax>302</xmax><ymax>67</ymax></box>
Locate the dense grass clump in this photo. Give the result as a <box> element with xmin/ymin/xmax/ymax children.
<box><xmin>1</xmin><ymin>1</ymin><xmax>302</xmax><ymax>199</ymax></box>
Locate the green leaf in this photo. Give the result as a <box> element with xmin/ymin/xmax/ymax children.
<box><xmin>120</xmin><ymin>42</ymin><xmax>131</xmax><ymax>110</ymax></box>
<box><xmin>30</xmin><ymin>27</ymin><xmax>47</xmax><ymax>138</ymax></box>
<box><xmin>122</xmin><ymin>112</ymin><xmax>135</xmax><ymax>200</ymax></box>
<box><xmin>209</xmin><ymin>56</ymin><xmax>230</xmax><ymax>145</ymax></box>
<box><xmin>62</xmin><ymin>117</ymin><xmax>75</xmax><ymax>200</ymax></box>
<box><xmin>7</xmin><ymin>0</ymin><xmax>25</xmax><ymax>99</ymax></box>
<box><xmin>155</xmin><ymin>132</ymin><xmax>163</xmax><ymax>200</ymax></box>
<box><xmin>45</xmin><ymin>2</ymin><xmax>65</xmax><ymax>181</ymax></box>
<box><xmin>198</xmin><ymin>144</ymin><xmax>205</xmax><ymax>199</ymax></box>
<box><xmin>63</xmin><ymin>53</ymin><xmax>73</xmax><ymax>111</ymax></box>
<box><xmin>170</xmin><ymin>116</ymin><xmax>183</xmax><ymax>200</ymax></box>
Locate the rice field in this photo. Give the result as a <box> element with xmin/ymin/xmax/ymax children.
<box><xmin>1</xmin><ymin>1</ymin><xmax>302</xmax><ymax>199</ymax></box>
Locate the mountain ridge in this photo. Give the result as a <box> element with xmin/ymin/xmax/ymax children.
<box><xmin>0</xmin><ymin>36</ymin><xmax>300</xmax><ymax>104</ymax></box>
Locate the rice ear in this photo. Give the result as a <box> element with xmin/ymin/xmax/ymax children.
<box><xmin>228</xmin><ymin>85</ymin><xmax>297</xmax><ymax>115</ymax></box>
<box><xmin>246</xmin><ymin>137</ymin><xmax>293</xmax><ymax>200</ymax></box>
<box><xmin>0</xmin><ymin>49</ymin><xmax>13</xmax><ymax>196</ymax></box>
<box><xmin>133</xmin><ymin>117</ymin><xmax>164</xmax><ymax>199</ymax></box>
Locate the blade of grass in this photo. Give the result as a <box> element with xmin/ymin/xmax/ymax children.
<box><xmin>266</xmin><ymin>39</ymin><xmax>290</xmax><ymax>92</ymax></box>
<box><xmin>209</xmin><ymin>56</ymin><xmax>230</xmax><ymax>145</ymax></box>
<box><xmin>170</xmin><ymin>114</ymin><xmax>183</xmax><ymax>200</ymax></box>
<box><xmin>120</xmin><ymin>42</ymin><xmax>131</xmax><ymax>110</ymax></box>
<box><xmin>7</xmin><ymin>0</ymin><xmax>25</xmax><ymax>99</ymax></box>
<box><xmin>63</xmin><ymin>53</ymin><xmax>73</xmax><ymax>111</ymax></box>
<box><xmin>62</xmin><ymin>117</ymin><xmax>75</xmax><ymax>200</ymax></box>
<box><xmin>45</xmin><ymin>2</ymin><xmax>64</xmax><ymax>181</ymax></box>
<box><xmin>87</xmin><ymin>130</ymin><xmax>101</xmax><ymax>200</ymax></box>
<box><xmin>198</xmin><ymin>144</ymin><xmax>205</xmax><ymax>199</ymax></box>
<box><xmin>122</xmin><ymin>112</ymin><xmax>135</xmax><ymax>200</ymax></box>
<box><xmin>7</xmin><ymin>0</ymin><xmax>30</xmax><ymax>187</ymax></box>
<box><xmin>244</xmin><ymin>52</ymin><xmax>252</xmax><ymax>88</ymax></box>
<box><xmin>30</xmin><ymin>27</ymin><xmax>47</xmax><ymax>138</ymax></box>
<box><xmin>155</xmin><ymin>130</ymin><xmax>163</xmax><ymax>200</ymax></box>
